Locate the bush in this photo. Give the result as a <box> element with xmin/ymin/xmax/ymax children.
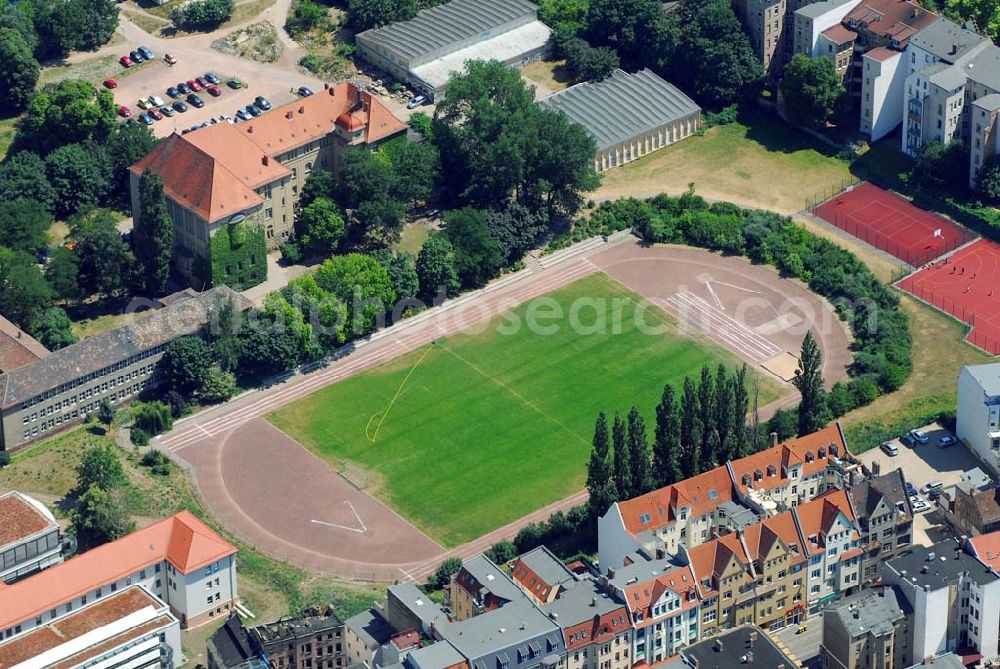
<box><xmin>171</xmin><ymin>0</ymin><xmax>235</xmax><ymax>30</ymax></box>
<box><xmin>0</xmin><ymin>451</ymin><xmax>10</xmax><ymax>468</ymax></box>
<box><xmin>140</xmin><ymin>449</ymin><xmax>172</xmax><ymax>476</ymax></box>
<box><xmin>133</xmin><ymin>401</ymin><xmax>174</xmax><ymax>436</ymax></box>
<box><xmin>429</xmin><ymin>556</ymin><xmax>462</xmax><ymax>589</ymax></box>
<box><xmin>130</xmin><ymin>426</ymin><xmax>150</xmax><ymax>447</ymax></box>
<box><xmin>165</xmin><ymin>390</ymin><xmax>188</xmax><ymax>418</ymax></box>
<box><xmin>198</xmin><ymin>366</ymin><xmax>238</xmax><ymax>404</ymax></box>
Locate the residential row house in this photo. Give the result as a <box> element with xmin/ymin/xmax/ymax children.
<box><xmin>598</xmin><ymin>423</ymin><xmax>858</xmax><ymax>572</ymax></box>
<box><xmin>819</xmin><ymin>586</ymin><xmax>912</xmax><ymax>669</ymax></box>
<box><xmin>847</xmin><ymin>467</ymin><xmax>914</xmax><ymax>583</ymax></box>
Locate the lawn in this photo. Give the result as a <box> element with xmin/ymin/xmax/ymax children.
<box><xmin>521</xmin><ymin>59</ymin><xmax>572</xmax><ymax>99</ymax></box>
<box><xmin>0</xmin><ymin>114</ymin><xmax>18</xmax><ymax>162</ymax></box>
<box><xmin>268</xmin><ymin>273</ymin><xmax>786</xmax><ymax>546</ymax></box>
<box><xmin>595</xmin><ymin>107</ymin><xmax>854</xmax><ymax>215</ymax></box>
<box><xmin>396</xmin><ymin>222</ymin><xmax>432</xmax><ymax>256</ymax></box>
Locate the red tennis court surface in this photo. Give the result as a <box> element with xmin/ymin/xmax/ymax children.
<box><xmin>897</xmin><ymin>239</ymin><xmax>1000</xmax><ymax>355</ymax></box>
<box><xmin>812</xmin><ymin>182</ymin><xmax>974</xmax><ymax>265</ymax></box>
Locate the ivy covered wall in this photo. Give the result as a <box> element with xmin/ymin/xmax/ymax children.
<box><xmin>196</xmin><ymin>221</ymin><xmax>267</xmax><ymax>290</ymax></box>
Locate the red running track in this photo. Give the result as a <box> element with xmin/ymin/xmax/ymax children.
<box><xmin>897</xmin><ymin>239</ymin><xmax>1000</xmax><ymax>355</ymax></box>
<box><xmin>812</xmin><ymin>182</ymin><xmax>974</xmax><ymax>266</ymax></box>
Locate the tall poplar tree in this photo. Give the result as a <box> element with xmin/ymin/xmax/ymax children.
<box><xmin>732</xmin><ymin>364</ymin><xmax>750</xmax><ymax>457</ymax></box>
<box><xmin>698</xmin><ymin>365</ymin><xmax>715</xmax><ymax>469</ymax></box>
<box><xmin>626</xmin><ymin>406</ymin><xmax>651</xmax><ymax>496</ymax></box>
<box><xmin>612</xmin><ymin>412</ymin><xmax>631</xmax><ymax>500</ymax></box>
<box><xmin>134</xmin><ymin>169</ymin><xmax>174</xmax><ymax>296</ymax></box>
<box><xmin>587</xmin><ymin>412</ymin><xmax>618</xmax><ymax>518</ymax></box>
<box><xmin>653</xmin><ymin>384</ymin><xmax>683</xmax><ymax>487</ymax></box>
<box><xmin>794</xmin><ymin>331</ymin><xmax>826</xmax><ymax>436</ymax></box>
<box><xmin>680</xmin><ymin>377</ymin><xmax>701</xmax><ymax>478</ymax></box>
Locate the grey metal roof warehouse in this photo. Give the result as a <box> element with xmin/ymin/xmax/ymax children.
<box><xmin>538</xmin><ymin>69</ymin><xmax>701</xmax><ymax>151</ymax></box>
<box><xmin>356</xmin><ymin>0</ymin><xmax>540</xmax><ymax>64</ymax></box>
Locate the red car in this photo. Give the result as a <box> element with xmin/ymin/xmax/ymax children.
<box><xmin>119</xmin><ymin>55</ymin><xmax>133</xmax><ymax>68</ymax></box>
<box><xmin>118</xmin><ymin>105</ymin><xmax>132</xmax><ymax>118</ymax></box>
<box><xmin>205</xmin><ymin>84</ymin><xmax>221</xmax><ymax>97</ymax></box>
<box><xmin>103</xmin><ymin>78</ymin><xmax>118</xmax><ymax>89</ymax></box>
<box><xmin>186</xmin><ymin>79</ymin><xmax>202</xmax><ymax>92</ymax></box>
<box><xmin>147</xmin><ymin>107</ymin><xmax>162</xmax><ymax>120</ymax></box>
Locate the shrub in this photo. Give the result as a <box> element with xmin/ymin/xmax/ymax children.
<box><xmin>198</xmin><ymin>366</ymin><xmax>238</xmax><ymax>404</ymax></box>
<box><xmin>140</xmin><ymin>449</ymin><xmax>172</xmax><ymax>476</ymax></box>
<box><xmin>172</xmin><ymin>0</ymin><xmax>235</xmax><ymax>30</ymax></box>
<box><xmin>132</xmin><ymin>401</ymin><xmax>174</xmax><ymax>436</ymax></box>
<box><xmin>130</xmin><ymin>427</ymin><xmax>150</xmax><ymax>447</ymax></box>
<box><xmin>429</xmin><ymin>556</ymin><xmax>462</xmax><ymax>589</ymax></box>
<box><xmin>0</xmin><ymin>451</ymin><xmax>10</xmax><ymax>468</ymax></box>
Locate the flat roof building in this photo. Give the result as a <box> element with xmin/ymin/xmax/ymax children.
<box><xmin>671</xmin><ymin>626</ymin><xmax>797</xmax><ymax>668</ymax></box>
<box><xmin>0</xmin><ymin>491</ymin><xmax>62</xmax><ymax>584</ymax></box>
<box><xmin>538</xmin><ymin>69</ymin><xmax>701</xmax><ymax>173</ymax></box>
<box><xmin>0</xmin><ymin>585</ymin><xmax>181</xmax><ymax>669</ymax></box>
<box><xmin>356</xmin><ymin>0</ymin><xmax>552</xmax><ymax>98</ymax></box>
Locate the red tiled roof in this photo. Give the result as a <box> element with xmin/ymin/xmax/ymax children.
<box><xmin>969</xmin><ymin>531</ymin><xmax>1000</xmax><ymax>572</ymax></box>
<box><xmin>622</xmin><ymin>565</ymin><xmax>700</xmax><ymax>619</ymax></box>
<box><xmin>794</xmin><ymin>489</ymin><xmax>858</xmax><ymax>555</ymax></box>
<box><xmin>822</xmin><ymin>23</ymin><xmax>858</xmax><ymax>44</ymax></box>
<box><xmin>0</xmin><ymin>511</ymin><xmax>236</xmax><ymax>630</ymax></box>
<box><xmin>0</xmin><ymin>492</ymin><xmax>55</xmax><ymax>549</ymax></box>
<box><xmin>866</xmin><ymin>46</ymin><xmax>900</xmax><ymax>61</ymax></box>
<box><xmin>0</xmin><ymin>315</ymin><xmax>48</xmax><ymax>373</ymax></box>
<box><xmin>619</xmin><ymin>466</ymin><xmax>734</xmax><ymax>535</ymax></box>
<box><xmin>131</xmin><ymin>83</ymin><xmax>407</xmax><ymax>224</ymax></box>
<box><xmin>845</xmin><ymin>0</ymin><xmax>937</xmax><ymax>46</ymax></box>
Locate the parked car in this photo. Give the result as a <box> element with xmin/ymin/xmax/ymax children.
<box><xmin>129</xmin><ymin>50</ymin><xmax>144</xmax><ymax>63</ymax></box>
<box><xmin>297</xmin><ymin>85</ymin><xmax>313</xmax><ymax>96</ymax></box>
<box><xmin>204</xmin><ymin>71</ymin><xmax>220</xmax><ymax>84</ymax></box>
<box><xmin>118</xmin><ymin>105</ymin><xmax>132</xmax><ymax>118</ymax></box>
<box><xmin>905</xmin><ymin>481</ymin><xmax>917</xmax><ymax>496</ymax></box>
<box><xmin>195</xmin><ymin>76</ymin><xmax>208</xmax><ymax>88</ymax></box>
<box><xmin>138</xmin><ymin>46</ymin><xmax>154</xmax><ymax>60</ymax></box>
<box><xmin>928</xmin><ymin>489</ymin><xmax>941</xmax><ymax>501</ymax></box>
<box><xmin>901</xmin><ymin>433</ymin><xmax>917</xmax><ymax>448</ymax></box>
<box><xmin>164</xmin><ymin>53</ymin><xmax>177</xmax><ymax>65</ymax></box>
<box><xmin>236</xmin><ymin>108</ymin><xmax>252</xmax><ymax>121</ymax></box>
<box><xmin>911</xmin><ymin>499</ymin><xmax>929</xmax><ymax>513</ymax></box>
<box><xmin>245</xmin><ymin>104</ymin><xmax>262</xmax><ymax>117</ymax></box>
<box><xmin>223</xmin><ymin>114</ymin><xmax>235</xmax><ymax>124</ymax></box>
<box><xmin>177</xmin><ymin>82</ymin><xmax>191</xmax><ymax>94</ymax></box>
<box><xmin>921</xmin><ymin>481</ymin><xmax>944</xmax><ymax>495</ymax></box>
<box><xmin>938</xmin><ymin>435</ymin><xmax>956</xmax><ymax>448</ymax></box>
<box><xmin>159</xmin><ymin>105</ymin><xmax>175</xmax><ymax>117</ymax></box>
<box><xmin>909</xmin><ymin>429</ymin><xmax>930</xmax><ymax>444</ymax></box>
<box><xmin>880</xmin><ymin>442</ymin><xmax>899</xmax><ymax>457</ymax></box>
<box><xmin>406</xmin><ymin>94</ymin><xmax>427</xmax><ymax>109</ymax></box>
<box><xmin>186</xmin><ymin>79</ymin><xmax>202</xmax><ymax>92</ymax></box>
<box><xmin>147</xmin><ymin>107</ymin><xmax>162</xmax><ymax>121</ymax></box>
<box><xmin>138</xmin><ymin>112</ymin><xmax>154</xmax><ymax>125</ymax></box>
<box><xmin>166</xmin><ymin>86</ymin><xmax>180</xmax><ymax>99</ymax></box>
<box><xmin>119</xmin><ymin>55</ymin><xmax>133</xmax><ymax>68</ymax></box>
<box><xmin>187</xmin><ymin>93</ymin><xmax>205</xmax><ymax>108</ymax></box>
<box><xmin>254</xmin><ymin>95</ymin><xmax>271</xmax><ymax>111</ymax></box>
<box><xmin>205</xmin><ymin>84</ymin><xmax>221</xmax><ymax>97</ymax></box>
<box><xmin>227</xmin><ymin>77</ymin><xmax>245</xmax><ymax>89</ymax></box>
<box><xmin>103</xmin><ymin>78</ymin><xmax>117</xmax><ymax>89</ymax></box>
<box><xmin>148</xmin><ymin>94</ymin><xmax>165</xmax><ymax>107</ymax></box>
<box><xmin>172</xmin><ymin>100</ymin><xmax>188</xmax><ymax>113</ymax></box>
<box><xmin>137</xmin><ymin>98</ymin><xmax>152</xmax><ymax>110</ymax></box>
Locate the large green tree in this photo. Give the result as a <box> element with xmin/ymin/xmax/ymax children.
<box><xmin>205</xmin><ymin>293</ymin><xmax>241</xmax><ymax>371</ymax></box>
<box><xmin>71</xmin><ymin>210</ymin><xmax>135</xmax><ymax>300</ymax></box>
<box><xmin>20</xmin><ymin>79</ymin><xmax>117</xmax><ymax>153</ymax></box>
<box><xmin>586</xmin><ymin>0</ymin><xmax>673</xmax><ymax>70</ymax></box>
<box><xmin>170</xmin><ymin>0</ymin><xmax>235</xmax><ymax>30</ymax></box>
<box><xmin>31</xmin><ymin>306</ymin><xmax>77</xmax><ymax>350</ymax></box>
<box><xmin>160</xmin><ymin>336</ymin><xmax>213</xmax><ymax>394</ymax></box>
<box><xmin>0</xmin><ymin>151</ymin><xmax>55</xmax><ymax>210</ymax></box>
<box><xmin>0</xmin><ymin>3</ymin><xmax>38</xmax><ymax>54</ymax></box>
<box><xmin>780</xmin><ymin>54</ymin><xmax>844</xmax><ymax>128</ymax></box>
<box><xmin>33</xmin><ymin>0</ymin><xmax>119</xmax><ymax>56</ymax></box>
<box><xmin>134</xmin><ymin>170</ymin><xmax>174</xmax><ymax>296</ymax></box>
<box><xmin>106</xmin><ymin>124</ymin><xmax>157</xmax><ymax>209</ymax></box>
<box><xmin>315</xmin><ymin>253</ymin><xmax>395</xmax><ymax>336</ymax></box>
<box><xmin>0</xmin><ymin>28</ymin><xmax>38</xmax><ymax>113</ymax></box>
<box><xmin>45</xmin><ymin>143</ymin><xmax>112</xmax><ymax>218</ymax></box>
<box><xmin>384</xmin><ymin>139</ymin><xmax>439</xmax><ymax>205</ymax></box>
<box><xmin>347</xmin><ymin>0</ymin><xmax>417</xmax><ymax>30</ymax></box>
<box><xmin>976</xmin><ymin>154</ymin><xmax>1000</xmax><ymax>201</ymax></box>
<box><xmin>0</xmin><ymin>199</ymin><xmax>49</xmax><ymax>253</ymax></box>
<box><xmin>697</xmin><ymin>365</ymin><xmax>715</xmax><ymax>469</ymax></box>
<box><xmin>793</xmin><ymin>330</ymin><xmax>827</xmax><ymax>436</ymax></box>
<box><xmin>653</xmin><ymin>384</ymin><xmax>682</xmax><ymax>487</ymax></box>
<box><xmin>72</xmin><ymin>485</ymin><xmax>134</xmax><ymax>551</ymax></box>
<box><xmin>525</xmin><ymin>107</ymin><xmax>600</xmax><ymax>214</ymax></box>
<box><xmin>416</xmin><ymin>232</ymin><xmax>459</xmax><ymax>301</ymax></box>
<box><xmin>0</xmin><ymin>247</ymin><xmax>53</xmax><ymax>331</ymax></box>
<box><xmin>76</xmin><ymin>444</ymin><xmax>126</xmax><ymax>493</ymax></box>
<box><xmin>444</xmin><ymin>208</ymin><xmax>502</xmax><ymax>289</ymax></box>
<box><xmin>46</xmin><ymin>246</ymin><xmax>82</xmax><ymax>303</ymax></box>
<box><xmin>296</xmin><ymin>196</ymin><xmax>346</xmax><ymax>258</ymax></box>
<box><xmin>587</xmin><ymin>411</ymin><xmax>618</xmax><ymax>519</ymax></box>
<box><xmin>680</xmin><ymin>376</ymin><xmax>701</xmax><ymax>478</ymax></box>
<box><xmin>732</xmin><ymin>364</ymin><xmax>750</xmax><ymax>457</ymax></box>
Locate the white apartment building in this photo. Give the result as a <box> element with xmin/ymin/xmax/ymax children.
<box><xmin>0</xmin><ymin>491</ymin><xmax>62</xmax><ymax>583</ymax></box>
<box><xmin>957</xmin><ymin>363</ymin><xmax>1000</xmax><ymax>477</ymax></box>
<box><xmin>0</xmin><ymin>511</ymin><xmax>238</xmax><ymax>640</ymax></box>
<box><xmin>885</xmin><ymin>541</ymin><xmax>1000</xmax><ymax>664</ymax></box>
<box><xmin>0</xmin><ymin>585</ymin><xmax>181</xmax><ymax>669</ymax></box>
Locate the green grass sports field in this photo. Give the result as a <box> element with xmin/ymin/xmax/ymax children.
<box><xmin>268</xmin><ymin>273</ymin><xmax>787</xmax><ymax>546</ymax></box>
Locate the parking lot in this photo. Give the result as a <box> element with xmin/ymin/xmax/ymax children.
<box><xmin>861</xmin><ymin>421</ymin><xmax>984</xmax><ymax>543</ymax></box>
<box><xmin>771</xmin><ymin>618</ymin><xmax>823</xmax><ymax>669</ymax></box>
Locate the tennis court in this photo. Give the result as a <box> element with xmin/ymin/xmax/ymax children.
<box><xmin>812</xmin><ymin>182</ymin><xmax>974</xmax><ymax>265</ymax></box>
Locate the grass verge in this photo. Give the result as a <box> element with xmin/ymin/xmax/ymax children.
<box><xmin>268</xmin><ymin>273</ymin><xmax>786</xmax><ymax>546</ymax></box>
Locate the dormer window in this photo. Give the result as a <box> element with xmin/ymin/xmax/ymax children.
<box><xmin>640</xmin><ymin>513</ymin><xmax>652</xmax><ymax>524</ymax></box>
<box><xmin>805</xmin><ymin>452</ymin><xmax>814</xmax><ymax>462</ymax></box>
<box><xmin>818</xmin><ymin>447</ymin><xmax>826</xmax><ymax>458</ymax></box>
<box><xmin>767</xmin><ymin>464</ymin><xmax>776</xmax><ymax>477</ymax></box>
<box><xmin>754</xmin><ymin>469</ymin><xmax>763</xmax><ymax>481</ymax></box>
<box><xmin>829</xmin><ymin>444</ymin><xmax>838</xmax><ymax>456</ymax></box>
<box><xmin>743</xmin><ymin>474</ymin><xmax>752</xmax><ymax>486</ymax></box>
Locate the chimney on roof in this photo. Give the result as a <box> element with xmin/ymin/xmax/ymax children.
<box><xmin>324</xmin><ymin>82</ymin><xmax>329</xmax><ymax>90</ymax></box>
<box><xmin>715</xmin><ymin>639</ymin><xmax>724</xmax><ymax>652</ymax></box>
<box><xmin>247</xmin><ymin>125</ymin><xmax>253</xmax><ymax>134</ymax></box>
<box><xmin>262</xmin><ymin>155</ymin><xmax>269</xmax><ymax>166</ymax></box>
<box><xmin>748</xmin><ymin>631</ymin><xmax>757</xmax><ymax>647</ymax></box>
<box><xmin>952</xmin><ymin>42</ymin><xmax>959</xmax><ymax>54</ymax></box>
<box><xmin>299</xmin><ymin>106</ymin><xmax>305</xmax><ymax>114</ymax></box>
<box><xmin>770</xmin><ymin>432</ymin><xmax>779</xmax><ymax>447</ymax></box>
<box><xmin>286</xmin><ymin>111</ymin><xmax>293</xmax><ymax>120</ymax></box>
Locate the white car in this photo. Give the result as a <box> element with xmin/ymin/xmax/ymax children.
<box><xmin>938</xmin><ymin>435</ymin><xmax>956</xmax><ymax>447</ymax></box>
<box><xmin>910</xmin><ymin>429</ymin><xmax>930</xmax><ymax>444</ymax></box>
<box><xmin>911</xmin><ymin>499</ymin><xmax>930</xmax><ymax>513</ymax></box>
<box><xmin>148</xmin><ymin>94</ymin><xmax>165</xmax><ymax>107</ymax></box>
<box><xmin>406</xmin><ymin>94</ymin><xmax>428</xmax><ymax>109</ymax></box>
<box><xmin>880</xmin><ymin>442</ymin><xmax>899</xmax><ymax>457</ymax></box>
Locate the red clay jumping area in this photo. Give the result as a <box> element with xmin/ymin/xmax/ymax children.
<box><xmin>812</xmin><ymin>182</ymin><xmax>974</xmax><ymax>265</ymax></box>
<box><xmin>897</xmin><ymin>239</ymin><xmax>1000</xmax><ymax>354</ymax></box>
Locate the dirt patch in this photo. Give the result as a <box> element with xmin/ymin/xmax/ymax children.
<box><xmin>212</xmin><ymin>21</ymin><xmax>283</xmax><ymax>63</ymax></box>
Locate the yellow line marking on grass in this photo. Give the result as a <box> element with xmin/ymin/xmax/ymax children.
<box><xmin>365</xmin><ymin>342</ymin><xmax>435</xmax><ymax>443</ymax></box>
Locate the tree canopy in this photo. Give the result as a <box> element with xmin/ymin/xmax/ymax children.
<box><xmin>0</xmin><ymin>28</ymin><xmax>39</xmax><ymax>113</ymax></box>
<box><xmin>33</xmin><ymin>0</ymin><xmax>119</xmax><ymax>57</ymax></box>
<box><xmin>20</xmin><ymin>78</ymin><xmax>117</xmax><ymax>153</ymax></box>
<box><xmin>780</xmin><ymin>54</ymin><xmax>844</xmax><ymax>128</ymax></box>
<box><xmin>347</xmin><ymin>0</ymin><xmax>417</xmax><ymax>30</ymax></box>
<box><xmin>134</xmin><ymin>170</ymin><xmax>174</xmax><ymax>295</ymax></box>
<box><xmin>0</xmin><ymin>199</ymin><xmax>50</xmax><ymax>253</ymax></box>
<box><xmin>443</xmin><ymin>208</ymin><xmax>501</xmax><ymax>289</ymax></box>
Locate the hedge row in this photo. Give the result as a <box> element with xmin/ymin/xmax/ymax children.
<box><xmin>587</xmin><ymin>191</ymin><xmax>912</xmax><ymax>415</ymax></box>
